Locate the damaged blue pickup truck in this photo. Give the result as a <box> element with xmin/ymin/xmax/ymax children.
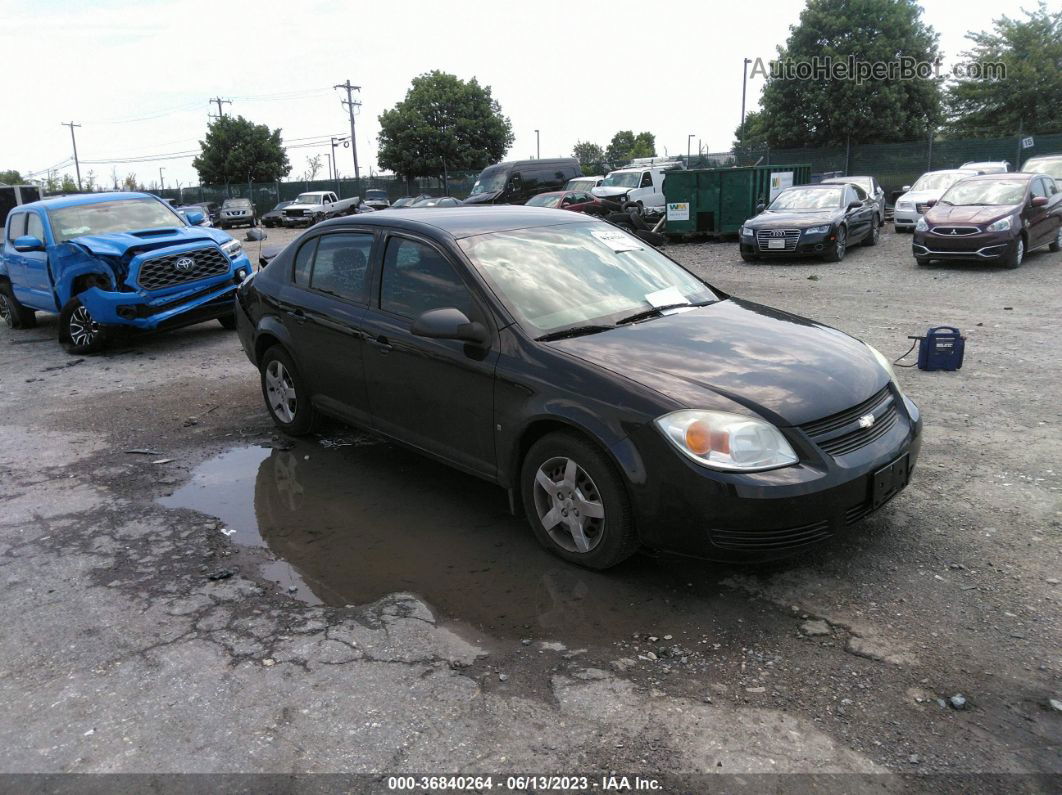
<box><xmin>0</xmin><ymin>192</ymin><xmax>254</xmax><ymax>353</ymax></box>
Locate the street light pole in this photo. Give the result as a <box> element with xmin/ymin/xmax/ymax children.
<box><xmin>534</xmin><ymin>129</ymin><xmax>540</xmax><ymax>159</ymax></box>
<box><xmin>741</xmin><ymin>57</ymin><xmax>752</xmax><ymax>137</ymax></box>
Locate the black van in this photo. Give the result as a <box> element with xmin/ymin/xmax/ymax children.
<box><xmin>463</xmin><ymin>158</ymin><xmax>582</xmax><ymax>205</ymax></box>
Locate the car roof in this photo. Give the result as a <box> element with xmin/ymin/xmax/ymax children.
<box><xmin>782</xmin><ymin>183</ymin><xmax>842</xmax><ymax>189</ymax></box>
<box><xmin>961</xmin><ymin>173</ymin><xmax>1032</xmax><ymax>182</ymax></box>
<box><xmin>314</xmin><ymin>205</ymin><xmax>587</xmax><ymax>240</ymax></box>
<box><xmin>1024</xmin><ymin>153</ymin><xmax>1062</xmax><ymax>161</ymax></box>
<box><xmin>923</xmin><ymin>169</ymin><xmax>979</xmax><ymax>175</ymax></box>
<box><xmin>19</xmin><ymin>191</ymin><xmax>163</xmax><ymax>211</ymax></box>
<box><xmin>820</xmin><ymin>176</ymin><xmax>872</xmax><ymax>183</ymax></box>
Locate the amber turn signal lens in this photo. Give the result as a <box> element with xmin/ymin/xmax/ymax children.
<box><xmin>685</xmin><ymin>421</ymin><xmax>713</xmax><ymax>455</ymax></box>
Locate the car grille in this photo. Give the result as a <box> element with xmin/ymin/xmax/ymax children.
<box><xmin>710</xmin><ymin>520</ymin><xmax>832</xmax><ymax>551</ymax></box>
<box><xmin>755</xmin><ymin>229</ymin><xmax>800</xmax><ymax>251</ymax></box>
<box><xmin>284</xmin><ymin>208</ymin><xmax>306</xmax><ymax>217</ymax></box>
<box><xmin>137</xmin><ymin>246</ymin><xmax>230</xmax><ymax>291</ymax></box>
<box><xmin>798</xmin><ymin>387</ymin><xmax>899</xmax><ymax>457</ymax></box>
<box><xmin>930</xmin><ymin>226</ymin><xmax>979</xmax><ymax>236</ymax></box>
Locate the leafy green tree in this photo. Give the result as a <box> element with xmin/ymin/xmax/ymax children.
<box><xmin>605</xmin><ymin>131</ymin><xmax>656</xmax><ymax>163</ymax></box>
<box><xmin>945</xmin><ymin>3</ymin><xmax>1062</xmax><ymax>137</ymax></box>
<box><xmin>122</xmin><ymin>173</ymin><xmax>139</xmax><ymax>191</ymax></box>
<box><xmin>60</xmin><ymin>174</ymin><xmax>77</xmax><ymax>192</ymax></box>
<box><xmin>193</xmin><ymin>115</ymin><xmax>291</xmax><ymax>183</ymax></box>
<box><xmin>733</xmin><ymin>110</ymin><xmax>771</xmax><ymax>150</ymax></box>
<box><xmin>0</xmin><ymin>169</ymin><xmax>23</xmax><ymax>185</ymax></box>
<box><xmin>744</xmin><ymin>0</ymin><xmax>942</xmax><ymax>148</ymax></box>
<box><xmin>573</xmin><ymin>141</ymin><xmax>604</xmax><ymax>167</ymax></box>
<box><xmin>377</xmin><ymin>71</ymin><xmax>513</xmax><ymax>179</ymax></box>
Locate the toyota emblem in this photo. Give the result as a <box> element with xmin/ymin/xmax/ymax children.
<box><xmin>857</xmin><ymin>413</ymin><xmax>875</xmax><ymax>429</ymax></box>
<box><xmin>173</xmin><ymin>256</ymin><xmax>195</xmax><ymax>273</ymax></box>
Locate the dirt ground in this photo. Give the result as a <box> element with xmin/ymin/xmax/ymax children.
<box><xmin>0</xmin><ymin>221</ymin><xmax>1059</xmax><ymax>790</ymax></box>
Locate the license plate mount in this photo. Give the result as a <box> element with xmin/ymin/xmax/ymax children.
<box><xmin>872</xmin><ymin>454</ymin><xmax>909</xmax><ymax>508</ymax></box>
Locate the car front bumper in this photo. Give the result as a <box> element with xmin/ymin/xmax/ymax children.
<box><xmin>626</xmin><ymin>393</ymin><xmax>922</xmax><ymax>561</ymax></box>
<box><xmin>739</xmin><ymin>235</ymin><xmax>840</xmax><ymax>258</ymax></box>
<box><xmin>912</xmin><ymin>230</ymin><xmax>1014</xmax><ymax>261</ymax></box>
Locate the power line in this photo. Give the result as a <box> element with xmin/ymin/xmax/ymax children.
<box><xmin>61</xmin><ymin>122</ymin><xmax>82</xmax><ymax>191</ymax></box>
<box><xmin>334</xmin><ymin>80</ymin><xmax>361</xmax><ymax>182</ymax></box>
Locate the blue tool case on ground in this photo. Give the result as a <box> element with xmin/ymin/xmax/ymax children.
<box><xmin>917</xmin><ymin>326</ymin><xmax>965</xmax><ymax>371</ymax></box>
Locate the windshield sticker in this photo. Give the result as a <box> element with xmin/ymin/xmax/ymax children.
<box><xmin>591</xmin><ymin>228</ymin><xmax>642</xmax><ymax>252</ymax></box>
<box><xmin>645</xmin><ymin>286</ymin><xmax>691</xmax><ymax>309</ymax></box>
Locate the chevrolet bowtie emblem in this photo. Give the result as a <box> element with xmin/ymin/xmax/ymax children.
<box><xmin>858</xmin><ymin>414</ymin><xmax>875</xmax><ymax>429</ymax></box>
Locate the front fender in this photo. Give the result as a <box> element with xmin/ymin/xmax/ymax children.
<box><xmin>51</xmin><ymin>243</ymin><xmax>119</xmax><ymax>308</ymax></box>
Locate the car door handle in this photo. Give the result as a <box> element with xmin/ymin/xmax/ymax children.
<box><xmin>286</xmin><ymin>308</ymin><xmax>307</xmax><ymax>324</ymax></box>
<box><xmin>369</xmin><ymin>334</ymin><xmax>392</xmax><ymax>353</ymax></box>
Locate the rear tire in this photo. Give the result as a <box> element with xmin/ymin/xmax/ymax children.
<box><xmin>520</xmin><ymin>431</ymin><xmax>639</xmax><ymax>570</ymax></box>
<box><xmin>0</xmin><ymin>281</ymin><xmax>37</xmax><ymax>329</ymax></box>
<box><xmin>260</xmin><ymin>345</ymin><xmax>317</xmax><ymax>436</ymax></box>
<box><xmin>862</xmin><ymin>223</ymin><xmax>880</xmax><ymax>246</ymax></box>
<box><xmin>59</xmin><ymin>297</ymin><xmax>107</xmax><ymax>354</ymax></box>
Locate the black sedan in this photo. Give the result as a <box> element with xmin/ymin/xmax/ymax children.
<box><xmin>740</xmin><ymin>183</ymin><xmax>879</xmax><ymax>262</ymax></box>
<box><xmin>235</xmin><ymin>208</ymin><xmax>920</xmax><ymax>568</ymax></box>
<box><xmin>262</xmin><ymin>201</ymin><xmax>295</xmax><ymax>228</ymax></box>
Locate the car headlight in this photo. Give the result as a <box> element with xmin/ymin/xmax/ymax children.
<box><xmin>221</xmin><ymin>239</ymin><xmax>243</xmax><ymax>259</ymax></box>
<box><xmin>897</xmin><ymin>202</ymin><xmax>912</xmax><ymax>210</ymax></box>
<box><xmin>915</xmin><ymin>217</ymin><xmax>928</xmax><ymax>232</ymax></box>
<box><xmin>740</xmin><ymin>225</ymin><xmax>753</xmax><ymax>237</ymax></box>
<box><xmin>654</xmin><ymin>410</ymin><xmax>798</xmax><ymax>472</ymax></box>
<box><xmin>804</xmin><ymin>225</ymin><xmax>831</xmax><ymax>235</ymax></box>
<box><xmin>866</xmin><ymin>344</ymin><xmax>907</xmax><ymax>401</ymax></box>
<box><xmin>986</xmin><ymin>217</ymin><xmax>1011</xmax><ymax>232</ymax></box>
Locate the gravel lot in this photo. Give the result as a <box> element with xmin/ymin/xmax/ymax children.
<box><xmin>0</xmin><ymin>220</ymin><xmax>1059</xmax><ymax>787</ymax></box>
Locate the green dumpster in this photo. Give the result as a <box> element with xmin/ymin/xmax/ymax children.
<box><xmin>663</xmin><ymin>164</ymin><xmax>811</xmax><ymax>238</ymax></box>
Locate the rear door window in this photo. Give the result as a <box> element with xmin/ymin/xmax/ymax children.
<box><xmin>293</xmin><ymin>238</ymin><xmax>318</xmax><ymax>285</ymax></box>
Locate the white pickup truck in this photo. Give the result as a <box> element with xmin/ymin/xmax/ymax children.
<box><xmin>282</xmin><ymin>191</ymin><xmax>360</xmax><ymax>227</ymax></box>
<box><xmin>591</xmin><ymin>159</ymin><xmax>683</xmax><ymax>217</ymax></box>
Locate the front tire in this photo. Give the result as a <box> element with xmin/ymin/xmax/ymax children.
<box><xmin>59</xmin><ymin>297</ymin><xmax>107</xmax><ymax>354</ymax></box>
<box><xmin>217</xmin><ymin>312</ymin><xmax>238</xmax><ymax>330</ymax></box>
<box><xmin>1003</xmin><ymin>236</ymin><xmax>1024</xmax><ymax>269</ymax></box>
<box><xmin>823</xmin><ymin>227</ymin><xmax>847</xmax><ymax>262</ymax></box>
<box><xmin>740</xmin><ymin>252</ymin><xmax>759</xmax><ymax>262</ymax></box>
<box><xmin>520</xmin><ymin>432</ymin><xmax>639</xmax><ymax>570</ymax></box>
<box><xmin>915</xmin><ymin>256</ymin><xmax>931</xmax><ymax>267</ymax></box>
<box><xmin>0</xmin><ymin>281</ymin><xmax>37</xmax><ymax>329</ymax></box>
<box><xmin>260</xmin><ymin>345</ymin><xmax>316</xmax><ymax>435</ymax></box>
<box><xmin>1049</xmin><ymin>226</ymin><xmax>1061</xmax><ymax>253</ymax></box>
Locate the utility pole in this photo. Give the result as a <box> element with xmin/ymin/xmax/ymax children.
<box><xmin>687</xmin><ymin>134</ymin><xmax>695</xmax><ymax>167</ymax></box>
<box><xmin>159</xmin><ymin>167</ymin><xmax>165</xmax><ymax>191</ymax></box>
<box><xmin>333</xmin><ymin>81</ymin><xmax>363</xmax><ymax>184</ymax></box>
<box><xmin>534</xmin><ymin>129</ymin><xmax>540</xmax><ymax>159</ymax></box>
<box><xmin>61</xmin><ymin>121</ymin><xmax>82</xmax><ymax>191</ymax></box>
<box><xmin>334</xmin><ymin>80</ymin><xmax>361</xmax><ymax>183</ymax></box>
<box><xmin>741</xmin><ymin>57</ymin><xmax>752</xmax><ymax>138</ymax></box>
<box><xmin>209</xmin><ymin>97</ymin><xmax>232</xmax><ymax>119</ymax></box>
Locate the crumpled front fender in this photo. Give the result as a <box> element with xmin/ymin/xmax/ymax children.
<box><xmin>51</xmin><ymin>243</ymin><xmax>120</xmax><ymax>308</ymax></box>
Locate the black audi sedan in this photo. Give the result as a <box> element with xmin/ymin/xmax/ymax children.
<box><xmin>235</xmin><ymin>207</ymin><xmax>920</xmax><ymax>569</ymax></box>
<box><xmin>739</xmin><ymin>183</ymin><xmax>879</xmax><ymax>262</ymax></box>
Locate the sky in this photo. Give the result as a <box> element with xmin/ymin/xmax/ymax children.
<box><xmin>0</xmin><ymin>0</ymin><xmax>1041</xmax><ymax>190</ymax></box>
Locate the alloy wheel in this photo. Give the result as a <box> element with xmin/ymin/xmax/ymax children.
<box><xmin>1015</xmin><ymin>238</ymin><xmax>1024</xmax><ymax>265</ymax></box>
<box><xmin>265</xmin><ymin>360</ymin><xmax>297</xmax><ymax>424</ymax></box>
<box><xmin>68</xmin><ymin>305</ymin><xmax>99</xmax><ymax>347</ymax></box>
<box><xmin>835</xmin><ymin>228</ymin><xmax>846</xmax><ymax>258</ymax></box>
<box><xmin>532</xmin><ymin>456</ymin><xmax>606</xmax><ymax>554</ymax></box>
<box><xmin>0</xmin><ymin>293</ymin><xmax>10</xmax><ymax>327</ymax></box>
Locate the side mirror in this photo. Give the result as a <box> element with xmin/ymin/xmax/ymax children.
<box><xmin>12</xmin><ymin>235</ymin><xmax>44</xmax><ymax>252</ymax></box>
<box><xmin>925</xmin><ymin>198</ymin><xmax>938</xmax><ymax>208</ymax></box>
<box><xmin>902</xmin><ymin>185</ymin><xmax>911</xmax><ymax>192</ymax></box>
<box><xmin>847</xmin><ymin>201</ymin><xmax>862</xmax><ymax>210</ymax></box>
<box><xmin>185</xmin><ymin>209</ymin><xmax>206</xmax><ymax>225</ymax></box>
<box><xmin>411</xmin><ymin>307</ymin><xmax>488</xmax><ymax>346</ymax></box>
<box><xmin>1031</xmin><ymin>195</ymin><xmax>1049</xmax><ymax>207</ymax></box>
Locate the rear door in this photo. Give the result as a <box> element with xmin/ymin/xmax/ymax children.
<box><xmin>845</xmin><ymin>186</ymin><xmax>873</xmax><ymax>240</ymax></box>
<box><xmin>361</xmin><ymin>233</ymin><xmax>499</xmax><ymax>477</ymax></box>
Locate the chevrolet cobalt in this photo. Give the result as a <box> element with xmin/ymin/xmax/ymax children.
<box><xmin>235</xmin><ymin>208</ymin><xmax>921</xmax><ymax>568</ymax></box>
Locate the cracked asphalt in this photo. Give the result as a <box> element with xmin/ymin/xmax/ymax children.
<box><xmin>0</xmin><ymin>224</ymin><xmax>1058</xmax><ymax>789</ymax></box>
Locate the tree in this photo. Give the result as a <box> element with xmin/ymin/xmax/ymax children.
<box><xmin>605</xmin><ymin>131</ymin><xmax>657</xmax><ymax>164</ymax></box>
<box><xmin>60</xmin><ymin>174</ymin><xmax>77</xmax><ymax>192</ymax></box>
<box><xmin>944</xmin><ymin>3</ymin><xmax>1062</xmax><ymax>137</ymax></box>
<box><xmin>192</xmin><ymin>115</ymin><xmax>291</xmax><ymax>184</ymax></box>
<box><xmin>0</xmin><ymin>169</ymin><xmax>23</xmax><ymax>185</ymax></box>
<box><xmin>742</xmin><ymin>0</ymin><xmax>942</xmax><ymax>148</ymax></box>
<box><xmin>573</xmin><ymin>141</ymin><xmax>604</xmax><ymax>167</ymax></box>
<box><xmin>732</xmin><ymin>110</ymin><xmax>771</xmax><ymax>151</ymax></box>
<box><xmin>84</xmin><ymin>170</ymin><xmax>97</xmax><ymax>192</ymax></box>
<box><xmin>302</xmin><ymin>154</ymin><xmax>323</xmax><ymax>181</ymax></box>
<box><xmin>122</xmin><ymin>173</ymin><xmax>139</xmax><ymax>191</ymax></box>
<box><xmin>377</xmin><ymin>71</ymin><xmax>514</xmax><ymax>178</ymax></box>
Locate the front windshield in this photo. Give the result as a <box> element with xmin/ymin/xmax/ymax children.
<box><xmin>366</xmin><ymin>190</ymin><xmax>388</xmax><ymax>200</ymax></box>
<box><xmin>768</xmin><ymin>188</ymin><xmax>842</xmax><ymax>211</ymax></box>
<box><xmin>526</xmin><ymin>194</ymin><xmax>562</xmax><ymax>208</ymax></box>
<box><xmin>223</xmin><ymin>199</ymin><xmax>251</xmax><ymax>208</ymax></box>
<box><xmin>470</xmin><ymin>166</ymin><xmax>508</xmax><ymax>196</ymax></box>
<box><xmin>941</xmin><ymin>180</ymin><xmax>1027</xmax><ymax>206</ymax></box>
<box><xmin>1023</xmin><ymin>159</ymin><xmax>1062</xmax><ymax>178</ymax></box>
<box><xmin>566</xmin><ymin>179</ymin><xmax>592</xmax><ymax>190</ymax></box>
<box><xmin>600</xmin><ymin>171</ymin><xmax>641</xmax><ymax>188</ymax></box>
<box><xmin>272</xmin><ymin>202</ymin><xmax>291</xmax><ymax>211</ymax></box>
<box><xmin>911</xmin><ymin>172</ymin><xmax>970</xmax><ymax>192</ymax></box>
<box><xmin>295</xmin><ymin>193</ymin><xmax>323</xmax><ymax>204</ymax></box>
<box><xmin>48</xmin><ymin>199</ymin><xmax>183</xmax><ymax>243</ymax></box>
<box><xmin>459</xmin><ymin>221</ymin><xmax>718</xmax><ymax>336</ymax></box>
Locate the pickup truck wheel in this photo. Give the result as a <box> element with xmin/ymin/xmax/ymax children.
<box><xmin>217</xmin><ymin>312</ymin><xmax>238</xmax><ymax>330</ymax></box>
<box><xmin>0</xmin><ymin>282</ymin><xmax>37</xmax><ymax>329</ymax></box>
<box><xmin>59</xmin><ymin>298</ymin><xmax>107</xmax><ymax>354</ymax></box>
<box><xmin>260</xmin><ymin>345</ymin><xmax>317</xmax><ymax>435</ymax></box>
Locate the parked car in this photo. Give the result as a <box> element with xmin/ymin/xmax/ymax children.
<box><xmin>0</xmin><ymin>184</ymin><xmax>43</xmax><ymax>228</ymax></box>
<box><xmin>219</xmin><ymin>198</ymin><xmax>257</xmax><ymax>229</ymax></box>
<box><xmin>187</xmin><ymin>201</ymin><xmax>220</xmax><ymax>225</ymax></box>
<box><xmin>261</xmin><ymin>201</ymin><xmax>295</xmax><ymax>228</ymax></box>
<box><xmin>566</xmin><ymin>176</ymin><xmax>604</xmax><ymax>192</ymax></box>
<box><xmin>463</xmin><ymin>158</ymin><xmax>582</xmax><ymax>205</ymax></box>
<box><xmin>235</xmin><ymin>207</ymin><xmax>920</xmax><ymax>568</ymax></box>
<box><xmin>283</xmin><ymin>191</ymin><xmax>360</xmax><ymax>227</ymax></box>
<box><xmin>0</xmin><ymin>192</ymin><xmax>253</xmax><ymax>353</ymax></box>
<box><xmin>893</xmin><ymin>170</ymin><xmax>979</xmax><ymax>231</ymax></box>
<box><xmin>912</xmin><ymin>173</ymin><xmax>1062</xmax><ymax>268</ymax></box>
<box><xmin>592</xmin><ymin>161</ymin><xmax>682</xmax><ymax>217</ymax></box>
<box><xmin>961</xmin><ymin>161</ymin><xmax>1010</xmax><ymax>174</ymax></box>
<box><xmin>820</xmin><ymin>176</ymin><xmax>885</xmax><ymax>227</ymax></box>
<box><xmin>176</xmin><ymin>206</ymin><xmax>213</xmax><ymax>227</ymax></box>
<box><xmin>1021</xmin><ymin>153</ymin><xmax>1062</xmax><ymax>185</ymax></box>
<box><xmin>389</xmin><ymin>197</ymin><xmax>416</xmax><ymax>209</ymax></box>
<box><xmin>363</xmin><ymin>189</ymin><xmax>391</xmax><ymax>211</ymax></box>
<box><xmin>525</xmin><ymin>190</ymin><xmax>605</xmax><ymax>215</ymax></box>
<box><xmin>410</xmin><ymin>196</ymin><xmax>462</xmax><ymax>208</ymax></box>
<box><xmin>739</xmin><ymin>183</ymin><xmax>879</xmax><ymax>262</ymax></box>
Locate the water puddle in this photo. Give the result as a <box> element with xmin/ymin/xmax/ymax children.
<box><xmin>161</xmin><ymin>436</ymin><xmax>757</xmax><ymax>646</ymax></box>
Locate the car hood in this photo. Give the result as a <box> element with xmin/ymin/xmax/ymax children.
<box><xmin>548</xmin><ymin>298</ymin><xmax>887</xmax><ymax>427</ymax></box>
<box><xmin>745</xmin><ymin>210</ymin><xmax>839</xmax><ymax>228</ymax></box>
<box><xmin>925</xmin><ymin>203</ymin><xmax>1018</xmax><ymax>225</ymax></box>
<box><xmin>68</xmin><ymin>228</ymin><xmax>225</xmax><ymax>257</ymax></box>
<box><xmin>897</xmin><ymin>190</ymin><xmax>944</xmax><ymax>204</ymax></box>
<box><xmin>285</xmin><ymin>203</ymin><xmax>323</xmax><ymax>210</ymax></box>
<box><xmin>462</xmin><ymin>191</ymin><xmax>501</xmax><ymax>205</ymax></box>
<box><xmin>592</xmin><ymin>186</ymin><xmax>632</xmax><ymax>199</ymax></box>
